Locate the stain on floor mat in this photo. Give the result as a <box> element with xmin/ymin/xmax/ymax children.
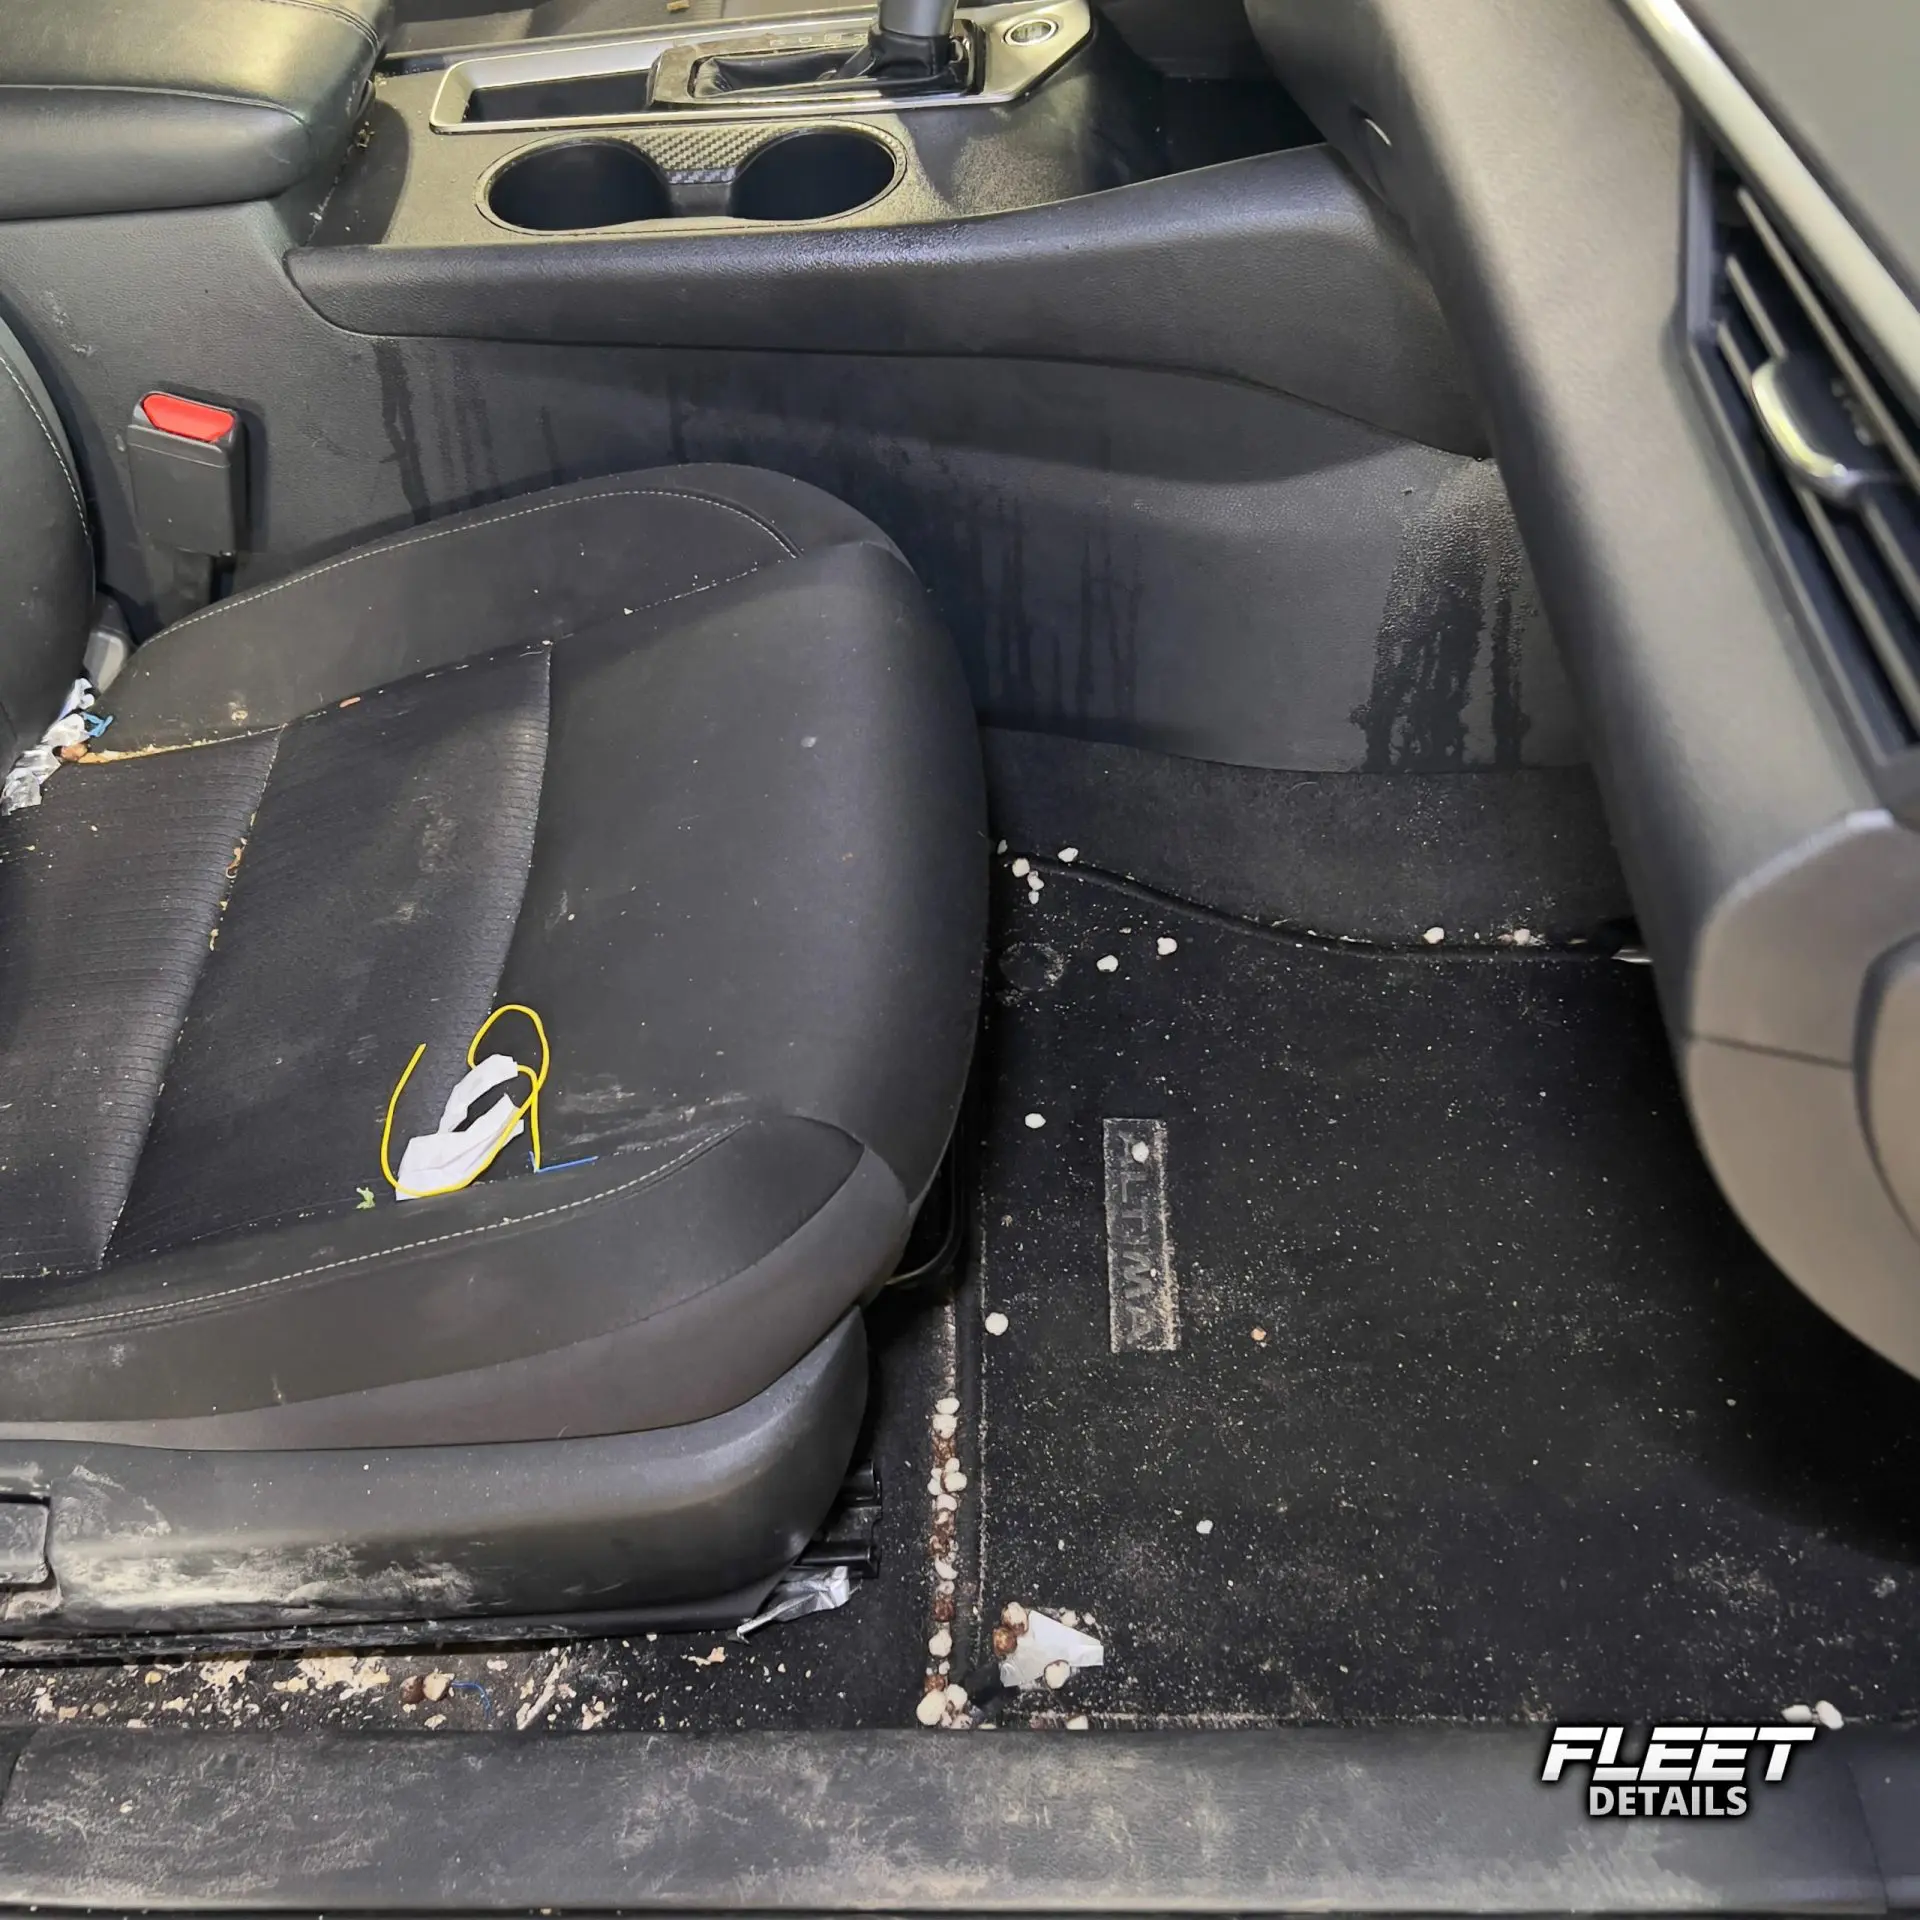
<box><xmin>972</xmin><ymin>864</ymin><xmax>1920</xmax><ymax>1726</ymax></box>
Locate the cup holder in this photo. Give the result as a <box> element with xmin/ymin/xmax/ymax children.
<box><xmin>486</xmin><ymin>139</ymin><xmax>672</xmax><ymax>232</ymax></box>
<box><xmin>729</xmin><ymin>129</ymin><xmax>899</xmax><ymax>223</ymax></box>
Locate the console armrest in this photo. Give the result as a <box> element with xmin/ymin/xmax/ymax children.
<box><xmin>0</xmin><ymin>0</ymin><xmax>392</xmax><ymax>219</ymax></box>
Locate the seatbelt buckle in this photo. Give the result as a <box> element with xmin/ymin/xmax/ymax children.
<box><xmin>127</xmin><ymin>391</ymin><xmax>248</xmax><ymax>559</ymax></box>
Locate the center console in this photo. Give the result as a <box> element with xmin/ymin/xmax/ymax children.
<box><xmin>317</xmin><ymin>0</ymin><xmax>1151</xmax><ymax>249</ymax></box>
<box><xmin>0</xmin><ymin>0</ymin><xmax>1487</xmax><ymax>775</ymax></box>
<box><xmin>433</xmin><ymin>2</ymin><xmax>1079</xmax><ymax>133</ymax></box>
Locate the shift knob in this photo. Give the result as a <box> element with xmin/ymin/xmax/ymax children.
<box><xmin>870</xmin><ymin>0</ymin><xmax>958</xmax><ymax>75</ymax></box>
<box><xmin>876</xmin><ymin>0</ymin><xmax>957</xmax><ymax>32</ymax></box>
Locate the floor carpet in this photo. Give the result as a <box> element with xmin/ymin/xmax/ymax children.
<box><xmin>965</xmin><ymin>862</ymin><xmax>1920</xmax><ymax>1726</ymax></box>
<box><xmin>982</xmin><ymin>728</ymin><xmax>1635</xmax><ymax>945</ymax></box>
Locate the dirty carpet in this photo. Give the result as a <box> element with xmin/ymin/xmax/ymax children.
<box><xmin>967</xmin><ymin>860</ymin><xmax>1920</xmax><ymax>1726</ymax></box>
<box><xmin>0</xmin><ymin>1282</ymin><xmax>953</xmax><ymax>1735</ymax></box>
<box><xmin>9</xmin><ymin>842</ymin><xmax>1920</xmax><ymax>1734</ymax></box>
<box><xmin>982</xmin><ymin>726</ymin><xmax>1634</xmax><ymax>946</ymax></box>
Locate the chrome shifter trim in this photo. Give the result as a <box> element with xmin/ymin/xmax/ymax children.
<box><xmin>427</xmin><ymin>0</ymin><xmax>1091</xmax><ymax>133</ymax></box>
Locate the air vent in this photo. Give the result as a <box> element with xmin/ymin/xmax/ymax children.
<box><xmin>1691</xmin><ymin>150</ymin><xmax>1920</xmax><ymax>767</ymax></box>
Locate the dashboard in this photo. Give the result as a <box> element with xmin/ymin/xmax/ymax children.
<box><xmin>1248</xmin><ymin>0</ymin><xmax>1920</xmax><ymax>1377</ymax></box>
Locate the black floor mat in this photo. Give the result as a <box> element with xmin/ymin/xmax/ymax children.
<box><xmin>983</xmin><ymin>727</ymin><xmax>1634</xmax><ymax>943</ymax></box>
<box><xmin>969</xmin><ymin>863</ymin><xmax>1920</xmax><ymax>1726</ymax></box>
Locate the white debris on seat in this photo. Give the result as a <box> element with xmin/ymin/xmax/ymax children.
<box><xmin>1156</xmin><ymin>937</ymin><xmax>1178</xmax><ymax>956</ymax></box>
<box><xmin>1096</xmin><ymin>955</ymin><xmax>1119</xmax><ymax>973</ymax></box>
<box><xmin>1</xmin><ymin>678</ymin><xmax>96</xmax><ymax>814</ymax></box>
<box><xmin>394</xmin><ymin>1054</ymin><xmax>532</xmax><ymax>1198</ymax></box>
<box><xmin>985</xmin><ymin>1311</ymin><xmax>1010</xmax><ymax>1336</ymax></box>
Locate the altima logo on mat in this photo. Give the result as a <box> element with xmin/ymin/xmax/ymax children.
<box><xmin>1542</xmin><ymin>1725</ymin><xmax>1817</xmax><ymax>1817</ymax></box>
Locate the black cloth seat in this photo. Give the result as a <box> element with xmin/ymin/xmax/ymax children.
<box><xmin>0</xmin><ymin>463</ymin><xmax>985</xmax><ymax>1459</ymax></box>
<box><xmin>0</xmin><ymin>315</ymin><xmax>985</xmax><ymax>1631</ymax></box>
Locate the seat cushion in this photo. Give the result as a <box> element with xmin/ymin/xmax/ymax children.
<box><xmin>0</xmin><ymin>466</ymin><xmax>986</xmax><ymax>1447</ymax></box>
<box><xmin>0</xmin><ymin>312</ymin><xmax>92</xmax><ymax>778</ymax></box>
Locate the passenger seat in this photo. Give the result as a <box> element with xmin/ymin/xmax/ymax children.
<box><xmin>0</xmin><ymin>320</ymin><xmax>985</xmax><ymax>1634</ymax></box>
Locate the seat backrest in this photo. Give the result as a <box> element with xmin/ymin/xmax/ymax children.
<box><xmin>0</xmin><ymin>313</ymin><xmax>92</xmax><ymax>778</ymax></box>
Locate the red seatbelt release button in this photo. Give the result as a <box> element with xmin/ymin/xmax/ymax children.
<box><xmin>137</xmin><ymin>392</ymin><xmax>238</xmax><ymax>444</ymax></box>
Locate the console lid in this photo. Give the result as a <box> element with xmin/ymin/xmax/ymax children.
<box><xmin>0</xmin><ymin>0</ymin><xmax>391</xmax><ymax>219</ymax></box>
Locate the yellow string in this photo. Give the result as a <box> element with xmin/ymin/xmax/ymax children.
<box><xmin>469</xmin><ymin>1003</ymin><xmax>550</xmax><ymax>1170</ymax></box>
<box><xmin>379</xmin><ymin>1004</ymin><xmax>551</xmax><ymax>1200</ymax></box>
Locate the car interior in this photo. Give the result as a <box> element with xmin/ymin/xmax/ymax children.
<box><xmin>0</xmin><ymin>0</ymin><xmax>1917</xmax><ymax>1904</ymax></box>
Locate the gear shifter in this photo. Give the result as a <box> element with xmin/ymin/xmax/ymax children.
<box><xmin>688</xmin><ymin>0</ymin><xmax>965</xmax><ymax>100</ymax></box>
<box><xmin>867</xmin><ymin>0</ymin><xmax>960</xmax><ymax>79</ymax></box>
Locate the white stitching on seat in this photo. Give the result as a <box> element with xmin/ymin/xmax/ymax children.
<box><xmin>5</xmin><ymin>1126</ymin><xmax>739</xmax><ymax>1339</ymax></box>
<box><xmin>0</xmin><ymin>353</ymin><xmax>85</xmax><ymax>531</ymax></box>
<box><xmin>597</xmin><ymin>561</ymin><xmax>771</xmax><ymax>619</ymax></box>
<box><xmin>0</xmin><ymin>81</ymin><xmax>302</xmax><ymax>114</ymax></box>
<box><xmin>149</xmin><ymin>487</ymin><xmax>803</xmax><ymax>645</ymax></box>
<box><xmin>101</xmin><ymin>562</ymin><xmax>775</xmax><ymax>752</ymax></box>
